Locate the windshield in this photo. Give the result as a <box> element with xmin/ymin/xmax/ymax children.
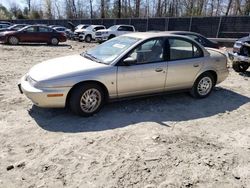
<box><xmin>108</xmin><ymin>25</ymin><xmax>118</xmax><ymax>31</ymax></box>
<box><xmin>86</xmin><ymin>26</ymin><xmax>94</xmax><ymax>31</ymax></box>
<box><xmin>81</xmin><ymin>36</ymin><xmax>140</xmax><ymax>64</ymax></box>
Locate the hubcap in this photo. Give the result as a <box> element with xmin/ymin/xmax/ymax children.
<box><xmin>10</xmin><ymin>37</ymin><xmax>18</xmax><ymax>44</ymax></box>
<box><xmin>80</xmin><ymin>89</ymin><xmax>101</xmax><ymax>113</ymax></box>
<box><xmin>86</xmin><ymin>36</ymin><xmax>91</xmax><ymax>42</ymax></box>
<box><xmin>197</xmin><ymin>77</ymin><xmax>212</xmax><ymax>96</ymax></box>
<box><xmin>51</xmin><ymin>38</ymin><xmax>58</xmax><ymax>45</ymax></box>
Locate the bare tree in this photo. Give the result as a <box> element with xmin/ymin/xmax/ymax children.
<box><xmin>135</xmin><ymin>0</ymin><xmax>141</xmax><ymax>17</ymax></box>
<box><xmin>44</xmin><ymin>0</ymin><xmax>53</xmax><ymax>19</ymax></box>
<box><xmin>90</xmin><ymin>0</ymin><xmax>93</xmax><ymax>18</ymax></box>
<box><xmin>24</xmin><ymin>0</ymin><xmax>31</xmax><ymax>11</ymax></box>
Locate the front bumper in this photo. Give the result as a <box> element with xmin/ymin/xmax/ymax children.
<box><xmin>19</xmin><ymin>75</ymin><xmax>71</xmax><ymax>108</ymax></box>
<box><xmin>95</xmin><ymin>36</ymin><xmax>108</xmax><ymax>42</ymax></box>
<box><xmin>228</xmin><ymin>51</ymin><xmax>250</xmax><ymax>64</ymax></box>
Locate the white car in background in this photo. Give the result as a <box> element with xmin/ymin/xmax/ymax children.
<box><xmin>95</xmin><ymin>25</ymin><xmax>135</xmax><ymax>43</ymax></box>
<box><xmin>54</xmin><ymin>26</ymin><xmax>74</xmax><ymax>39</ymax></box>
<box><xmin>73</xmin><ymin>24</ymin><xmax>90</xmax><ymax>40</ymax></box>
<box><xmin>78</xmin><ymin>25</ymin><xmax>106</xmax><ymax>42</ymax></box>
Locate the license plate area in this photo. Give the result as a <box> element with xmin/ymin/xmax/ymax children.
<box><xmin>18</xmin><ymin>84</ymin><xmax>23</xmax><ymax>94</ymax></box>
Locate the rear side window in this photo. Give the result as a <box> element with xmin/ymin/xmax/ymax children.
<box><xmin>169</xmin><ymin>38</ymin><xmax>203</xmax><ymax>61</ymax></box>
<box><xmin>39</xmin><ymin>27</ymin><xmax>53</xmax><ymax>32</ymax></box>
<box><xmin>118</xmin><ymin>26</ymin><xmax>134</xmax><ymax>31</ymax></box>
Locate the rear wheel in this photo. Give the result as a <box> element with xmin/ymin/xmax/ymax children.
<box><xmin>8</xmin><ymin>36</ymin><xmax>19</xmax><ymax>45</ymax></box>
<box><xmin>108</xmin><ymin>35</ymin><xmax>116</xmax><ymax>40</ymax></box>
<box><xmin>190</xmin><ymin>72</ymin><xmax>215</xmax><ymax>98</ymax></box>
<box><xmin>85</xmin><ymin>35</ymin><xmax>92</xmax><ymax>43</ymax></box>
<box><xmin>69</xmin><ymin>83</ymin><xmax>104</xmax><ymax>117</ymax></box>
<box><xmin>232</xmin><ymin>61</ymin><xmax>249</xmax><ymax>72</ymax></box>
<box><xmin>50</xmin><ymin>37</ymin><xmax>59</xmax><ymax>45</ymax></box>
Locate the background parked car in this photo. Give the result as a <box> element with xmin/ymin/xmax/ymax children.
<box><xmin>78</xmin><ymin>25</ymin><xmax>106</xmax><ymax>42</ymax></box>
<box><xmin>228</xmin><ymin>35</ymin><xmax>250</xmax><ymax>72</ymax></box>
<box><xmin>19</xmin><ymin>32</ymin><xmax>228</xmax><ymax>116</ymax></box>
<box><xmin>95</xmin><ymin>25</ymin><xmax>135</xmax><ymax>43</ymax></box>
<box><xmin>0</xmin><ymin>25</ymin><xmax>67</xmax><ymax>45</ymax></box>
<box><xmin>73</xmin><ymin>24</ymin><xmax>90</xmax><ymax>40</ymax></box>
<box><xmin>162</xmin><ymin>31</ymin><xmax>220</xmax><ymax>49</ymax></box>
<box><xmin>0</xmin><ymin>24</ymin><xmax>29</xmax><ymax>32</ymax></box>
<box><xmin>53</xmin><ymin>26</ymin><xmax>74</xmax><ymax>39</ymax></box>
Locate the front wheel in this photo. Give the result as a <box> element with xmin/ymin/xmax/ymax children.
<box><xmin>85</xmin><ymin>35</ymin><xmax>92</xmax><ymax>43</ymax></box>
<box><xmin>69</xmin><ymin>84</ymin><xmax>104</xmax><ymax>117</ymax></box>
<box><xmin>8</xmin><ymin>36</ymin><xmax>19</xmax><ymax>45</ymax></box>
<box><xmin>232</xmin><ymin>61</ymin><xmax>249</xmax><ymax>72</ymax></box>
<box><xmin>190</xmin><ymin>73</ymin><xmax>215</xmax><ymax>98</ymax></box>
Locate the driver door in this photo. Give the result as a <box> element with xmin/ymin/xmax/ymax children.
<box><xmin>117</xmin><ymin>38</ymin><xmax>167</xmax><ymax>97</ymax></box>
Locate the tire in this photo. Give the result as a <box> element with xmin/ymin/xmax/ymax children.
<box><xmin>85</xmin><ymin>35</ymin><xmax>92</xmax><ymax>43</ymax></box>
<box><xmin>232</xmin><ymin>61</ymin><xmax>249</xmax><ymax>73</ymax></box>
<box><xmin>8</xmin><ymin>36</ymin><xmax>19</xmax><ymax>45</ymax></box>
<box><xmin>50</xmin><ymin>37</ymin><xmax>59</xmax><ymax>45</ymax></box>
<box><xmin>108</xmin><ymin>35</ymin><xmax>115</xmax><ymax>40</ymax></box>
<box><xmin>190</xmin><ymin>72</ymin><xmax>215</xmax><ymax>98</ymax></box>
<box><xmin>69</xmin><ymin>83</ymin><xmax>104</xmax><ymax>117</ymax></box>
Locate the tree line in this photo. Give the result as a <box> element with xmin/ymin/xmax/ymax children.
<box><xmin>1</xmin><ymin>0</ymin><xmax>250</xmax><ymax>20</ymax></box>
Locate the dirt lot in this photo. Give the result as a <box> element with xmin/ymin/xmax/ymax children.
<box><xmin>0</xmin><ymin>41</ymin><xmax>249</xmax><ymax>188</ymax></box>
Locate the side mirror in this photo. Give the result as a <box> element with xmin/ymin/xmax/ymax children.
<box><xmin>123</xmin><ymin>57</ymin><xmax>137</xmax><ymax>66</ymax></box>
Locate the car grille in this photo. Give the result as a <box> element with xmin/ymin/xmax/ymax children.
<box><xmin>95</xmin><ymin>32</ymin><xmax>102</xmax><ymax>36</ymax></box>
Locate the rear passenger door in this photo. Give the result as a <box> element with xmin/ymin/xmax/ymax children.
<box><xmin>38</xmin><ymin>26</ymin><xmax>54</xmax><ymax>42</ymax></box>
<box><xmin>165</xmin><ymin>37</ymin><xmax>204</xmax><ymax>90</ymax></box>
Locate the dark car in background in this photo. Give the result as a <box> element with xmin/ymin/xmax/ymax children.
<box><xmin>0</xmin><ymin>24</ymin><xmax>29</xmax><ymax>32</ymax></box>
<box><xmin>164</xmin><ymin>31</ymin><xmax>219</xmax><ymax>49</ymax></box>
<box><xmin>0</xmin><ymin>23</ymin><xmax>10</xmax><ymax>29</ymax></box>
<box><xmin>0</xmin><ymin>25</ymin><xmax>67</xmax><ymax>45</ymax></box>
<box><xmin>228</xmin><ymin>35</ymin><xmax>250</xmax><ymax>72</ymax></box>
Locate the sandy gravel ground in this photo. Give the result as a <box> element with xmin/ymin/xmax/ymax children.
<box><xmin>0</xmin><ymin>41</ymin><xmax>249</xmax><ymax>188</ymax></box>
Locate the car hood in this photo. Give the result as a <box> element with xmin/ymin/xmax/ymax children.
<box><xmin>75</xmin><ymin>29</ymin><xmax>86</xmax><ymax>33</ymax></box>
<box><xmin>29</xmin><ymin>54</ymin><xmax>106</xmax><ymax>81</ymax></box>
<box><xmin>237</xmin><ymin>36</ymin><xmax>250</xmax><ymax>42</ymax></box>
<box><xmin>0</xmin><ymin>30</ymin><xmax>15</xmax><ymax>35</ymax></box>
<box><xmin>97</xmin><ymin>29</ymin><xmax>111</xmax><ymax>32</ymax></box>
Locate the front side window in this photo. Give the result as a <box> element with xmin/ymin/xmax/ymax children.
<box><xmin>126</xmin><ymin>38</ymin><xmax>164</xmax><ymax>64</ymax></box>
<box><xmin>169</xmin><ymin>38</ymin><xmax>203</xmax><ymax>61</ymax></box>
<box><xmin>119</xmin><ymin>26</ymin><xmax>134</xmax><ymax>31</ymax></box>
<box><xmin>25</xmin><ymin>26</ymin><xmax>37</xmax><ymax>32</ymax></box>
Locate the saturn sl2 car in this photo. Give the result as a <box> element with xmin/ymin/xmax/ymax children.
<box><xmin>19</xmin><ymin>32</ymin><xmax>229</xmax><ymax>117</ymax></box>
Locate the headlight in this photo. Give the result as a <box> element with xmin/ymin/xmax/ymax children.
<box><xmin>26</xmin><ymin>75</ymin><xmax>37</xmax><ymax>86</ymax></box>
<box><xmin>234</xmin><ymin>41</ymin><xmax>242</xmax><ymax>47</ymax></box>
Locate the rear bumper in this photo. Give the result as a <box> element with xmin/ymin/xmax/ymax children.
<box><xmin>19</xmin><ymin>75</ymin><xmax>71</xmax><ymax>108</ymax></box>
<box><xmin>217</xmin><ymin>69</ymin><xmax>229</xmax><ymax>84</ymax></box>
<box><xmin>0</xmin><ymin>35</ymin><xmax>7</xmax><ymax>43</ymax></box>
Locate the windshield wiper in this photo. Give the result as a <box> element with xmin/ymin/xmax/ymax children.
<box><xmin>83</xmin><ymin>52</ymin><xmax>104</xmax><ymax>64</ymax></box>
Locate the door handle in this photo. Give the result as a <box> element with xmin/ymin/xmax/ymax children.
<box><xmin>193</xmin><ymin>64</ymin><xmax>199</xmax><ymax>67</ymax></box>
<box><xmin>155</xmin><ymin>68</ymin><xmax>163</xmax><ymax>72</ymax></box>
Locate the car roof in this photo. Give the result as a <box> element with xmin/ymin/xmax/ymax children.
<box><xmin>112</xmin><ymin>25</ymin><xmax>134</xmax><ymax>27</ymax></box>
<box><xmin>152</xmin><ymin>30</ymin><xmax>204</xmax><ymax>37</ymax></box>
<box><xmin>123</xmin><ymin>31</ymin><xmax>203</xmax><ymax>41</ymax></box>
